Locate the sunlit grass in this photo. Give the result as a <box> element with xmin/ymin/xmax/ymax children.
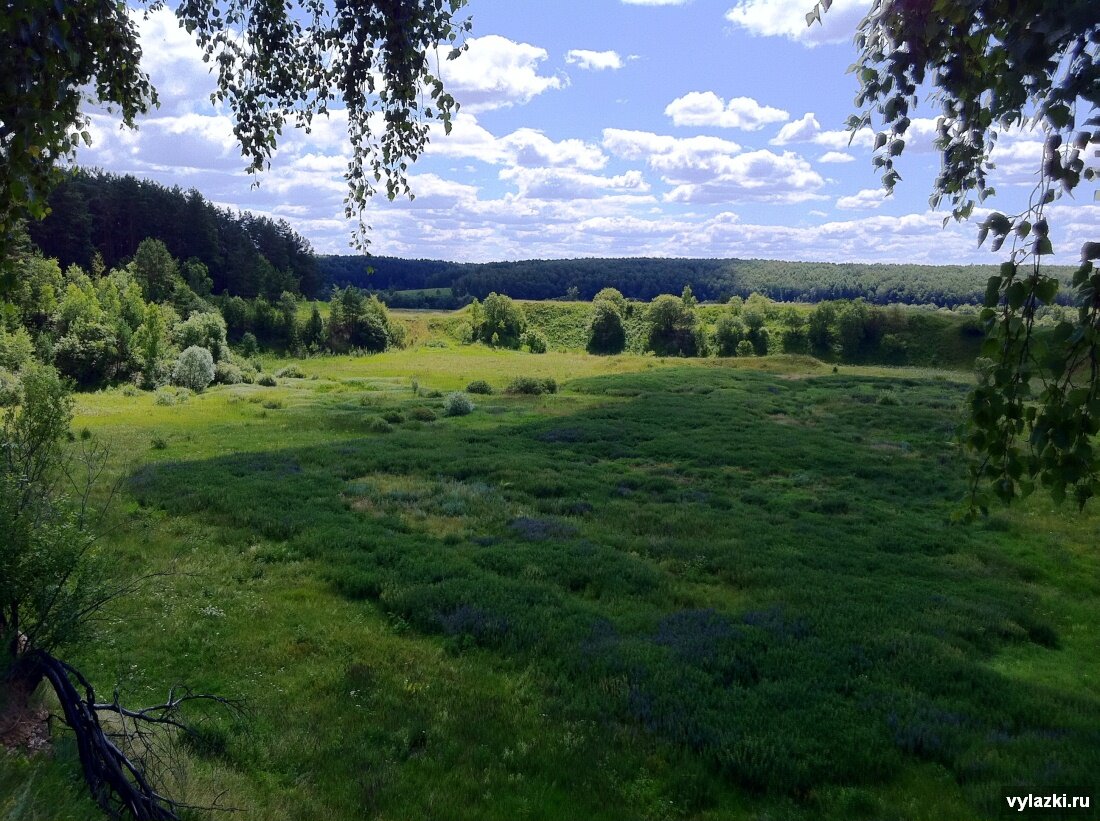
<box><xmin>6</xmin><ymin>348</ymin><xmax>1098</xmax><ymax>821</ymax></box>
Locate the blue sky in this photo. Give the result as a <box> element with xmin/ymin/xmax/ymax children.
<box><xmin>76</xmin><ymin>0</ymin><xmax>1096</xmax><ymax>264</ymax></box>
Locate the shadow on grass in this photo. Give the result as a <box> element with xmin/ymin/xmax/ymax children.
<box><xmin>128</xmin><ymin>366</ymin><xmax>1100</xmax><ymax>811</ymax></box>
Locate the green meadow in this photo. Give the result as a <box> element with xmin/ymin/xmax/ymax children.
<box><xmin>3</xmin><ymin>332</ymin><xmax>1099</xmax><ymax>820</ymax></box>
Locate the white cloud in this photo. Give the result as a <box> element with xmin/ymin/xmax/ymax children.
<box><xmin>133</xmin><ymin>7</ymin><xmax>216</xmax><ymax>114</ymax></box>
<box><xmin>771</xmin><ymin>113</ymin><xmax>820</xmax><ymax>145</ymax></box>
<box><xmin>425</xmin><ymin>114</ymin><xmax>607</xmax><ymax>171</ymax></box>
<box><xmin>436</xmin><ymin>35</ymin><xmax>565</xmax><ymax>112</ymax></box>
<box><xmin>665</xmin><ymin>92</ymin><xmax>789</xmax><ymax>130</ymax></box>
<box><xmin>602</xmin><ymin>129</ymin><xmax>824</xmax><ymax>204</ymax></box>
<box><xmin>502</xmin><ymin>129</ymin><xmax>608</xmax><ymax>170</ymax></box>
<box><xmin>565</xmin><ymin>49</ymin><xmax>624</xmax><ymax>71</ymax></box>
<box><xmin>818</xmin><ymin>151</ymin><xmax>854</xmax><ymax>163</ymax></box>
<box><xmin>836</xmin><ymin>187</ymin><xmax>890</xmax><ymax>210</ymax></box>
<box><xmin>602</xmin><ymin>129</ymin><xmax>743</xmax><ymax>165</ymax></box>
<box><xmin>769</xmin><ymin>112</ymin><xmax>877</xmax><ymax>151</ymax></box>
<box><xmin>725</xmin><ymin>0</ymin><xmax>871</xmax><ymax>47</ymax></box>
<box><xmin>499</xmin><ymin>167</ymin><xmax>649</xmax><ymax>200</ymax></box>
<box><xmin>663</xmin><ymin>149</ymin><xmax>827</xmax><ymax>204</ymax></box>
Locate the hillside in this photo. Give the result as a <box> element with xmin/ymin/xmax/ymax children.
<box><xmin>319</xmin><ymin>255</ymin><xmax>1078</xmax><ymax>307</ymax></box>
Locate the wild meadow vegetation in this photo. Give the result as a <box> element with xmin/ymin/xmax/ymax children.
<box><xmin>2</xmin><ymin>303</ymin><xmax>1099</xmax><ymax>819</ymax></box>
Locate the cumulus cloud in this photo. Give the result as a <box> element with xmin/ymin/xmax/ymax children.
<box><xmin>132</xmin><ymin>7</ymin><xmax>216</xmax><ymax>113</ymax></box>
<box><xmin>436</xmin><ymin>35</ymin><xmax>565</xmax><ymax>112</ymax></box>
<box><xmin>663</xmin><ymin>149</ymin><xmax>827</xmax><ymax>204</ymax></box>
<box><xmin>771</xmin><ymin>113</ymin><xmax>820</xmax><ymax>145</ymax></box>
<box><xmin>602</xmin><ymin>129</ymin><xmax>743</xmax><ymax>166</ymax></box>
<box><xmin>769</xmin><ymin>112</ymin><xmax>877</xmax><ymax>151</ymax></box>
<box><xmin>565</xmin><ymin>49</ymin><xmax>624</xmax><ymax>71</ymax></box>
<box><xmin>665</xmin><ymin>92</ymin><xmax>789</xmax><ymax>130</ymax></box>
<box><xmin>602</xmin><ymin>129</ymin><xmax>824</xmax><ymax>204</ymax></box>
<box><xmin>818</xmin><ymin>151</ymin><xmax>854</xmax><ymax>163</ymax></box>
<box><xmin>499</xmin><ymin>167</ymin><xmax>649</xmax><ymax>200</ymax></box>
<box><xmin>725</xmin><ymin>0</ymin><xmax>871</xmax><ymax>47</ymax></box>
<box><xmin>835</xmin><ymin>187</ymin><xmax>889</xmax><ymax>210</ymax></box>
<box><xmin>425</xmin><ymin>114</ymin><xmax>607</xmax><ymax>171</ymax></box>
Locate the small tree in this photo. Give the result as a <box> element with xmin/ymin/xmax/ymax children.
<box><xmin>1</xmin><ymin>364</ymin><xmax>235</xmax><ymax>818</ymax></box>
<box><xmin>476</xmin><ymin>293</ymin><xmax>527</xmax><ymax>348</ymax></box>
<box><xmin>131</xmin><ymin>303</ymin><xmax>174</xmax><ymax>388</ymax></box>
<box><xmin>714</xmin><ymin>314</ymin><xmax>747</xmax><ymax>357</ymax></box>
<box><xmin>171</xmin><ymin>346</ymin><xmax>215</xmax><ymax>391</ymax></box>
<box><xmin>593</xmin><ymin>287</ymin><xmax>627</xmax><ymax>314</ymax></box>
<box><xmin>736</xmin><ymin>340</ymin><xmax>756</xmax><ymax>357</ymax></box>
<box><xmin>303</xmin><ymin>305</ymin><xmax>325</xmax><ymax>349</ymax></box>
<box><xmin>175</xmin><ymin>311</ymin><xmax>227</xmax><ymax>362</ymax></box>
<box><xmin>587</xmin><ymin>299</ymin><xmax>627</xmax><ymax>355</ymax></box>
<box><xmin>807</xmin><ymin>302</ymin><xmax>837</xmax><ymax>355</ymax></box>
<box><xmin>132</xmin><ymin>239</ymin><xmax>180</xmax><ymax>304</ymax></box>
<box><xmin>646</xmin><ymin>294</ymin><xmax>698</xmax><ymax>357</ymax></box>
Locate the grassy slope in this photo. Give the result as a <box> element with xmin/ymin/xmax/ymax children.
<box><xmin>3</xmin><ymin>345</ymin><xmax>1099</xmax><ymax>821</ymax></box>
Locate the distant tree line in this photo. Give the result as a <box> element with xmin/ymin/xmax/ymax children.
<box><xmin>320</xmin><ymin>255</ymin><xmax>1077</xmax><ymax>308</ymax></box>
<box><xmin>28</xmin><ymin>170</ymin><xmax>321</xmax><ymax>299</ymax></box>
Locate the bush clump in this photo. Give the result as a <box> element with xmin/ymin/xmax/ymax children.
<box><xmin>171</xmin><ymin>346</ymin><xmax>215</xmax><ymax>391</ymax></box>
<box><xmin>154</xmin><ymin>386</ymin><xmax>191</xmax><ymax>406</ymax></box>
<box><xmin>257</xmin><ymin>374</ymin><xmax>277</xmax><ymax>387</ymax></box>
<box><xmin>0</xmin><ymin>368</ymin><xmax>22</xmax><ymax>407</ymax></box>
<box><xmin>522</xmin><ymin>330</ymin><xmax>548</xmax><ymax>354</ymax></box>
<box><xmin>409</xmin><ymin>406</ymin><xmax>437</xmax><ymax>422</ymax></box>
<box><xmin>368</xmin><ymin>416</ymin><xmax>394</xmax><ymax>433</ymax></box>
<box><xmin>275</xmin><ymin>364</ymin><xmax>305</xmax><ymax>378</ymax></box>
<box><xmin>466</xmin><ymin>380</ymin><xmax>493</xmax><ymax>395</ymax></box>
<box><xmin>443</xmin><ymin>392</ymin><xmax>475</xmax><ymax>416</ymax></box>
<box><xmin>505</xmin><ymin>376</ymin><xmax>558</xmax><ymax>395</ymax></box>
<box><xmin>214</xmin><ymin>360</ymin><xmax>245</xmax><ymax>385</ymax></box>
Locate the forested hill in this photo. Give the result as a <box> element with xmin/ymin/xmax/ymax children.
<box><xmin>320</xmin><ymin>255</ymin><xmax>1076</xmax><ymax>307</ymax></box>
<box><xmin>30</xmin><ymin>170</ymin><xmax>321</xmax><ymax>298</ymax></box>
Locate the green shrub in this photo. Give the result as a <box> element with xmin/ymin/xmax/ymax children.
<box><xmin>522</xmin><ymin>329</ymin><xmax>548</xmax><ymax>353</ymax></box>
<box><xmin>646</xmin><ymin>294</ymin><xmax>698</xmax><ymax>357</ymax></box>
<box><xmin>0</xmin><ymin>368</ymin><xmax>22</xmax><ymax>407</ymax></box>
<box><xmin>714</xmin><ymin>315</ymin><xmax>747</xmax><ymax>356</ymax></box>
<box><xmin>239</xmin><ymin>332</ymin><xmax>260</xmax><ymax>357</ymax></box>
<box><xmin>505</xmin><ymin>376</ymin><xmax>557</xmax><ymax>395</ymax></box>
<box><xmin>443</xmin><ymin>392</ymin><xmax>475</xmax><ymax>416</ymax></box>
<box><xmin>214</xmin><ymin>361</ymin><xmax>245</xmax><ymax>385</ymax></box>
<box><xmin>275</xmin><ymin>364</ymin><xmax>305</xmax><ymax>378</ymax></box>
<box><xmin>154</xmin><ymin>386</ymin><xmax>191</xmax><ymax>406</ymax></box>
<box><xmin>0</xmin><ymin>326</ymin><xmax>35</xmax><ymax>371</ymax></box>
<box><xmin>587</xmin><ymin>299</ymin><xmax>627</xmax><ymax>355</ymax></box>
<box><xmin>262</xmin><ymin>398</ymin><xmax>284</xmax><ymax>410</ymax></box>
<box><xmin>473</xmin><ymin>293</ymin><xmax>526</xmax><ymax>347</ymax></box>
<box><xmin>171</xmin><ymin>346</ymin><xmax>215</xmax><ymax>391</ymax></box>
<box><xmin>736</xmin><ymin>340</ymin><xmax>756</xmax><ymax>357</ymax></box>
<box><xmin>257</xmin><ymin>374</ymin><xmax>277</xmax><ymax>387</ymax></box>
<box><xmin>409</xmin><ymin>406</ymin><xmax>437</xmax><ymax>422</ymax></box>
<box><xmin>368</xmin><ymin>416</ymin><xmax>394</xmax><ymax>433</ymax></box>
<box><xmin>382</xmin><ymin>411</ymin><xmax>405</xmax><ymax>424</ymax></box>
<box><xmin>175</xmin><ymin>311</ymin><xmax>228</xmax><ymax>361</ymax></box>
<box><xmin>466</xmin><ymin>380</ymin><xmax>493</xmax><ymax>395</ymax></box>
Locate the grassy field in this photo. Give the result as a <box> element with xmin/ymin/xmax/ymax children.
<box><xmin>3</xmin><ymin>344</ymin><xmax>1099</xmax><ymax>821</ymax></box>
